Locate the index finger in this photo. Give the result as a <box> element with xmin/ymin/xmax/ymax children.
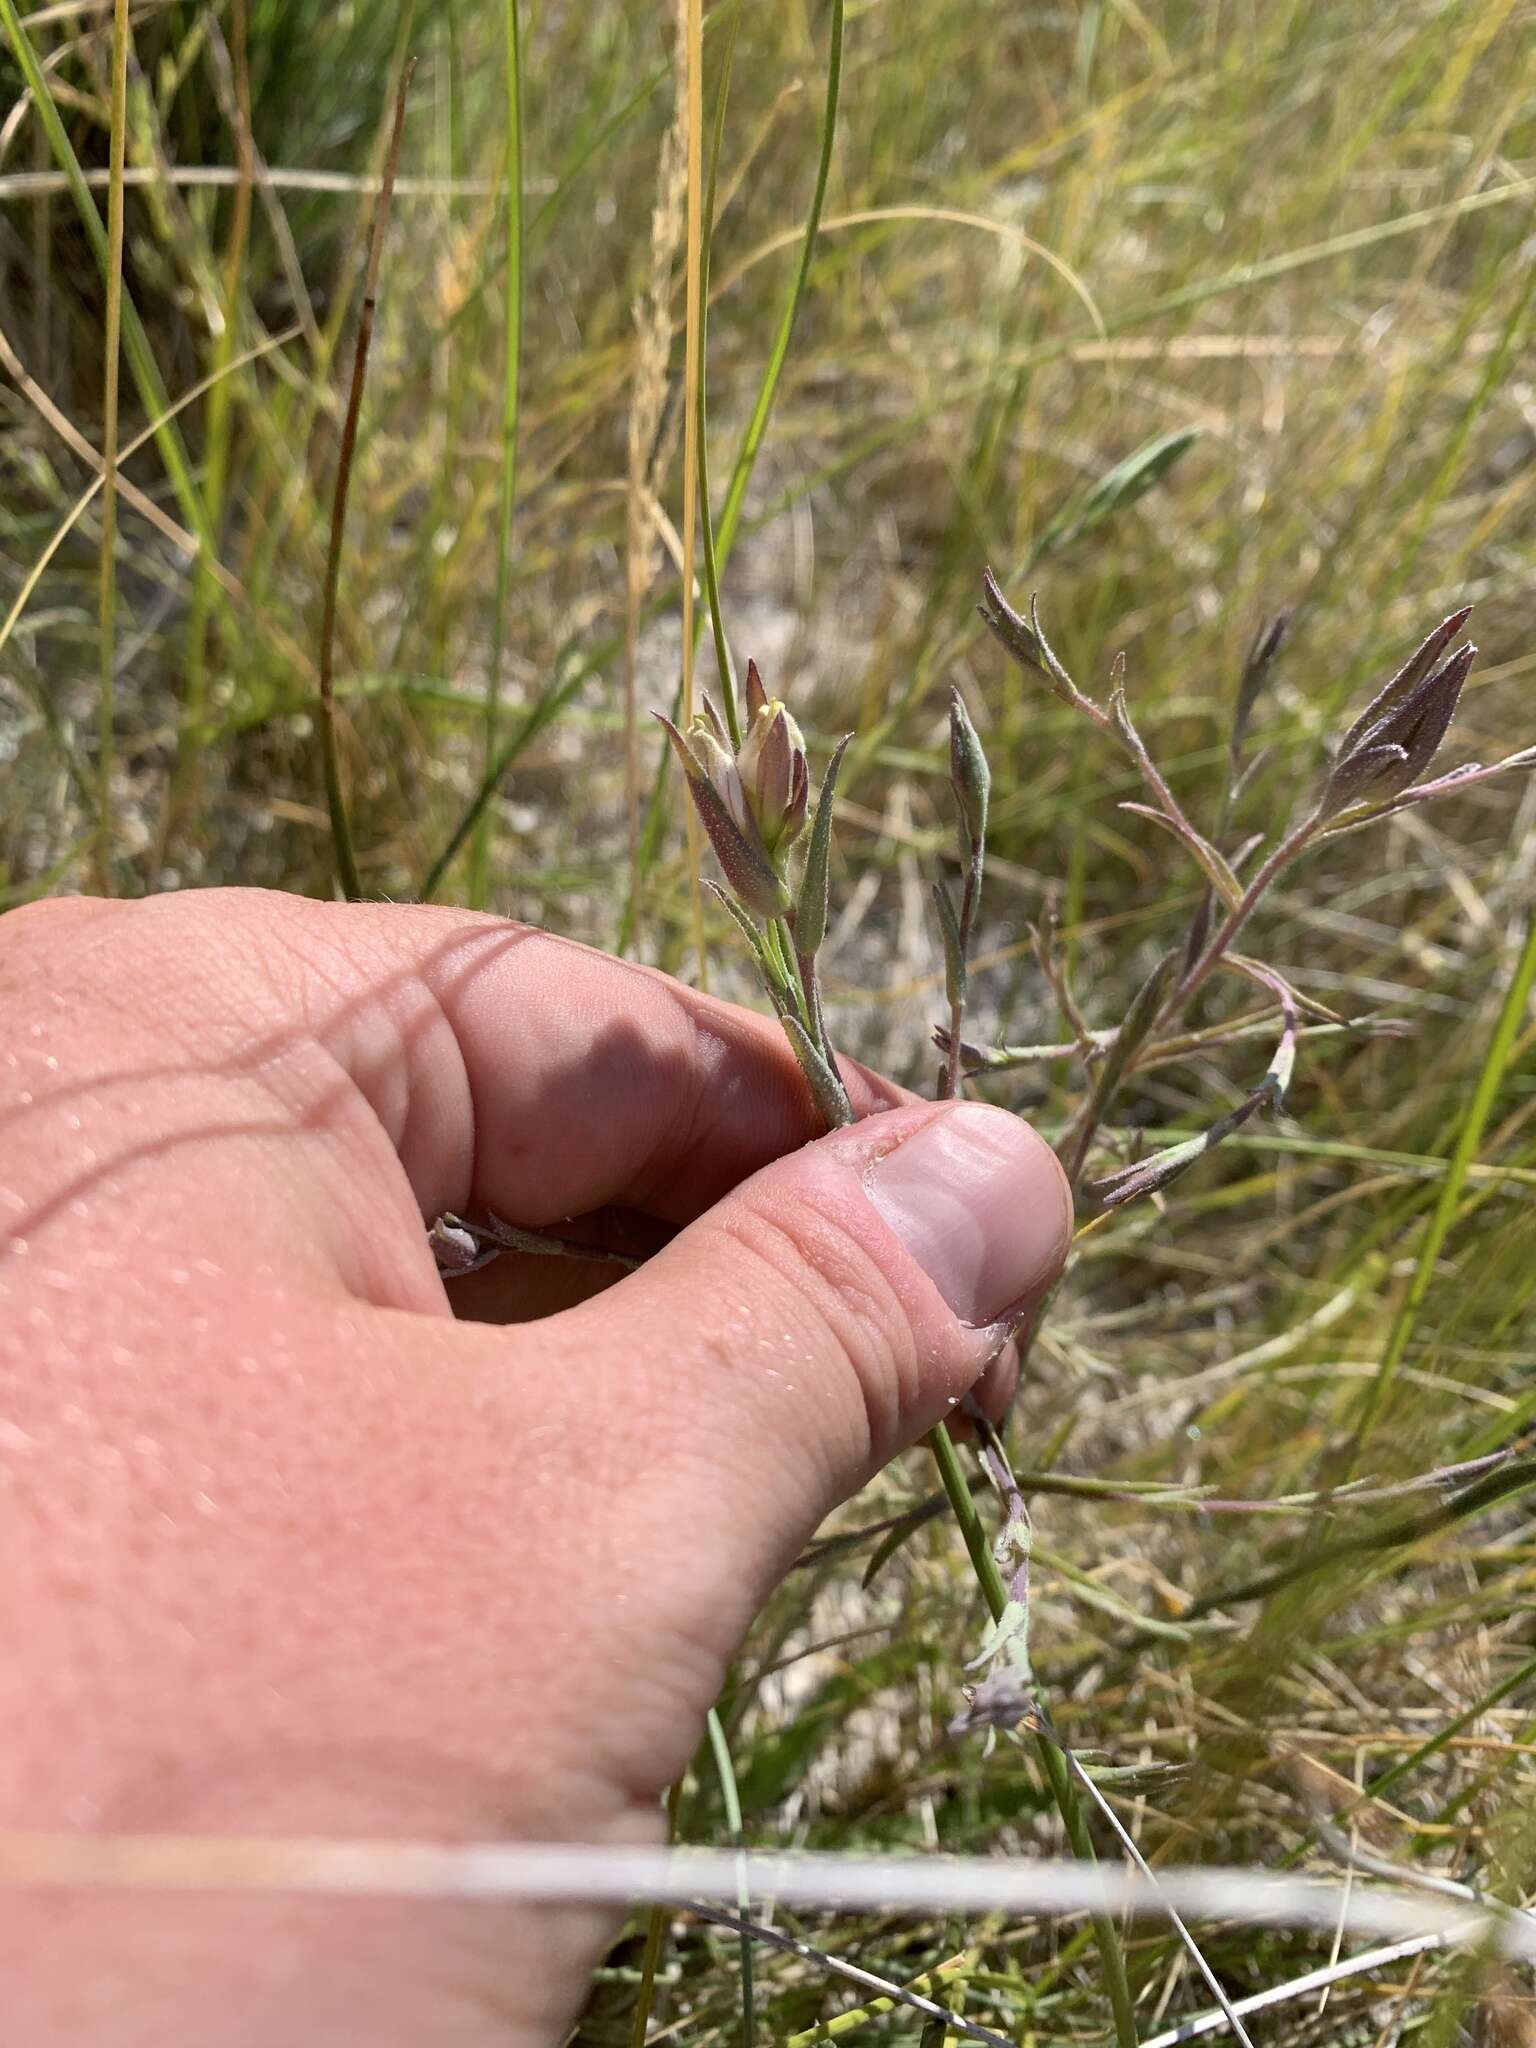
<box><xmin>41</xmin><ymin>892</ymin><xmax>904</xmax><ymax>1240</ymax></box>
<box><xmin>393</xmin><ymin>905</ymin><xmax>907</xmax><ymax>1227</ymax></box>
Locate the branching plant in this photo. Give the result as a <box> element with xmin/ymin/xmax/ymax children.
<box><xmin>624</xmin><ymin>568</ymin><xmax>1536</xmax><ymax>2039</ymax></box>
<box><xmin>428</xmin><ymin>566</ymin><xmax>1533</xmax><ymax>2040</ymax></box>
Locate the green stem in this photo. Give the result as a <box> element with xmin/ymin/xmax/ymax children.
<box><xmin>772</xmin><ymin>915</ymin><xmax>813</xmax><ymax>1032</ymax></box>
<box><xmin>467</xmin><ymin>0</ymin><xmax>524</xmax><ymax>907</ymax></box>
<box><xmin>713</xmin><ymin>0</ymin><xmax>842</xmax><ymax>565</ymax></box>
<box><xmin>1353</xmin><ymin>912</ymin><xmax>1536</xmax><ymax>1456</ymax></box>
<box><xmin>628</xmin><ymin>1777</ymin><xmax>684</xmax><ymax>2048</ymax></box>
<box><xmin>96</xmin><ymin>0</ymin><xmax>129</xmax><ymax>890</ymax></box>
<box><xmin>705</xmin><ymin>1705</ymin><xmax>755</xmax><ymax>2048</ymax></box>
<box><xmin>695</xmin><ymin>2</ymin><xmax>740</xmax><ymax>747</ymax></box>
<box><xmin>170</xmin><ymin>0</ymin><xmax>253</xmax><ymax>854</ymax></box>
<box><xmin>926</xmin><ymin>1424</ymin><xmax>1139</xmax><ymax>2047</ymax></box>
<box><xmin>797</xmin><ymin>947</ymin><xmax>832</xmax><ymax>1063</ymax></box>
<box><xmin>316</xmin><ymin>41</ymin><xmax>415</xmax><ymax>902</ymax></box>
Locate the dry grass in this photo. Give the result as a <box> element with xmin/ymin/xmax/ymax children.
<box><xmin>4</xmin><ymin>1</ymin><xmax>1536</xmax><ymax>2040</ymax></box>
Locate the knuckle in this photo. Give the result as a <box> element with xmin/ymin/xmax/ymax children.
<box><xmin>710</xmin><ymin>1188</ymin><xmax>915</xmax><ymax>1475</ymax></box>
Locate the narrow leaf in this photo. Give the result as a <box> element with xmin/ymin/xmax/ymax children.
<box><xmin>933</xmin><ymin>881</ymin><xmax>967</xmax><ymax>1008</ymax></box>
<box><xmin>1086</xmin><ymin>983</ymin><xmax>1297</xmax><ymax>1212</ymax></box>
<box><xmin>792</xmin><ymin>734</ymin><xmax>851</xmax><ymax>958</ymax></box>
<box><xmin>781</xmin><ymin>1012</ymin><xmax>854</xmax><ymax>1130</ymax></box>
<box><xmin>703</xmin><ymin>879</ymin><xmax>784</xmax><ymax>1001</ymax></box>
<box><xmin>1086</xmin><ymin>951</ymin><xmax>1178</xmax><ymax>1115</ymax></box>
<box><xmin>1121</xmin><ymin>803</ymin><xmax>1244</xmax><ymax>908</ymax></box>
<box><xmin>1041</xmin><ymin>428</ymin><xmax>1201</xmax><ymax>556</ymax></box>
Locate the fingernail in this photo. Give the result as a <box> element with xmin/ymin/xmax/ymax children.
<box><xmin>866</xmin><ymin>1103</ymin><xmax>1072</xmax><ymax>1327</ymax></box>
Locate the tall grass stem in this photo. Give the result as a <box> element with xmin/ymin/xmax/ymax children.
<box><xmin>95</xmin><ymin>0</ymin><xmax>129</xmax><ymax>890</ymax></box>
<box><xmin>317</xmin><ymin>47</ymin><xmax>416</xmax><ymax>901</ymax></box>
<box><xmin>466</xmin><ymin>0</ymin><xmax>524</xmax><ymax>908</ymax></box>
<box><xmin>926</xmin><ymin>1424</ymin><xmax>1139</xmax><ymax>2046</ymax></box>
<box><xmin>678</xmin><ymin>0</ymin><xmax>707</xmax><ymax>979</ymax></box>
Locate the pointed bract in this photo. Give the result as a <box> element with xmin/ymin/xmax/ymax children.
<box><xmin>1390</xmin><ymin>642</ymin><xmax>1474</xmax><ymax>789</ymax></box>
<box><xmin>1324</xmin><ymin>634</ymin><xmax>1476</xmax><ymax>815</ymax></box>
<box><xmin>686</xmin><ymin>766</ymin><xmax>792</xmax><ymax>918</ymax></box>
<box><xmin>1341</xmin><ymin>607</ymin><xmax>1473</xmax><ymax>757</ymax></box>
<box><xmin>737</xmin><ymin>697</ymin><xmax>810</xmax><ymax>857</ymax></box>
<box><xmin>744</xmin><ymin>656</ymin><xmax>769</xmax><ymax>721</ymax></box>
<box><xmin>979</xmin><ymin>567</ymin><xmax>1046</xmax><ymax>674</ymax></box>
<box><xmin>793</xmin><ymin>734</ymin><xmax>851</xmax><ymax>959</ymax></box>
<box><xmin>655</xmin><ymin>712</ymin><xmax>789</xmax><ymax>918</ymax></box>
<box><xmin>699</xmin><ymin>691</ymin><xmax>730</xmax><ymax>749</ymax></box>
<box><xmin>1321</xmin><ymin>743</ymin><xmax>1406</xmax><ymax>817</ymax></box>
<box><xmin>782</xmin><ymin>1012</ymin><xmax>854</xmax><ymax>1130</ymax></box>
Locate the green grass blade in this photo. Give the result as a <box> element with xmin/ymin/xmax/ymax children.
<box><xmin>1353</xmin><ymin>913</ymin><xmax>1536</xmax><ymax>1453</ymax></box>
<box><xmin>465</xmin><ymin>0</ymin><xmax>524</xmax><ymax>909</ymax></box>
<box><xmin>317</xmin><ymin>44</ymin><xmax>416</xmax><ymax>900</ymax></box>
<box><xmin>420</xmin><ymin>662</ymin><xmax>587</xmax><ymax>901</ymax></box>
<box><xmin>705</xmin><ymin>1704</ymin><xmax>756</xmax><ymax>2048</ymax></box>
<box><xmin>95</xmin><ymin>0</ymin><xmax>129</xmax><ymax>889</ymax></box>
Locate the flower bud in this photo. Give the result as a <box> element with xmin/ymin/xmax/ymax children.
<box><xmin>655</xmin><ymin>713</ymin><xmax>791</xmax><ymax>919</ymax></box>
<box><xmin>948</xmin><ymin>685</ymin><xmax>990</xmax><ymax>846</ymax></box>
<box><xmin>686</xmin><ymin>721</ymin><xmax>755</xmax><ymax>837</ymax></box>
<box><xmin>1323</xmin><ymin>635</ymin><xmax>1476</xmax><ymax>817</ymax></box>
<box><xmin>737</xmin><ymin>698</ymin><xmax>811</xmax><ymax>858</ymax></box>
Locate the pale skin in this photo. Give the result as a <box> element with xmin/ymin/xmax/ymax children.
<box><xmin>0</xmin><ymin>889</ymin><xmax>1072</xmax><ymax>2046</ymax></box>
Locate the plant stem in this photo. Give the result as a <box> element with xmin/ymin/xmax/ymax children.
<box><xmin>695</xmin><ymin>5</ymin><xmax>740</xmax><ymax>748</ymax></box>
<box><xmin>166</xmin><ymin>0</ymin><xmax>253</xmax><ymax>863</ymax></box>
<box><xmin>771</xmin><ymin>915</ymin><xmax>813</xmax><ymax>1032</ymax></box>
<box><xmin>942</xmin><ymin>842</ymin><xmax>983</xmax><ymax>1098</ymax></box>
<box><xmin>679</xmin><ymin>0</ymin><xmax>707</xmax><ymax>982</ymax></box>
<box><xmin>796</xmin><ymin>947</ymin><xmax>831</xmax><ymax>1060</ymax></box>
<box><xmin>926</xmin><ymin>1425</ymin><xmax>1140</xmax><ymax>2047</ymax></box>
<box><xmin>96</xmin><ymin>0</ymin><xmax>129</xmax><ymax>892</ymax></box>
<box><xmin>467</xmin><ymin>0</ymin><xmax>523</xmax><ymax>909</ymax></box>
<box><xmin>705</xmin><ymin>1705</ymin><xmax>755</xmax><ymax>2048</ymax></box>
<box><xmin>628</xmin><ymin>1776</ymin><xmax>683</xmax><ymax>2048</ymax></box>
<box><xmin>317</xmin><ymin>47</ymin><xmax>415</xmax><ymax>902</ymax></box>
<box><xmin>1168</xmin><ymin>809</ymin><xmax>1321</xmax><ymax>1020</ymax></box>
<box><xmin>0</xmin><ymin>0</ymin><xmax>212</xmax><ymax>551</ymax></box>
<box><xmin>616</xmin><ymin>0</ymin><xmax>843</xmax><ymax>955</ymax></box>
<box><xmin>1060</xmin><ymin>807</ymin><xmax>1321</xmax><ymax>1185</ymax></box>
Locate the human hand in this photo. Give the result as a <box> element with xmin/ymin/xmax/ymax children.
<box><xmin>0</xmin><ymin>888</ymin><xmax>1071</xmax><ymax>2046</ymax></box>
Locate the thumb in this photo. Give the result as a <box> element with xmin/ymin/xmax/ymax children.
<box><xmin>548</xmin><ymin>1098</ymin><xmax>1071</xmax><ymax>1627</ymax></box>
